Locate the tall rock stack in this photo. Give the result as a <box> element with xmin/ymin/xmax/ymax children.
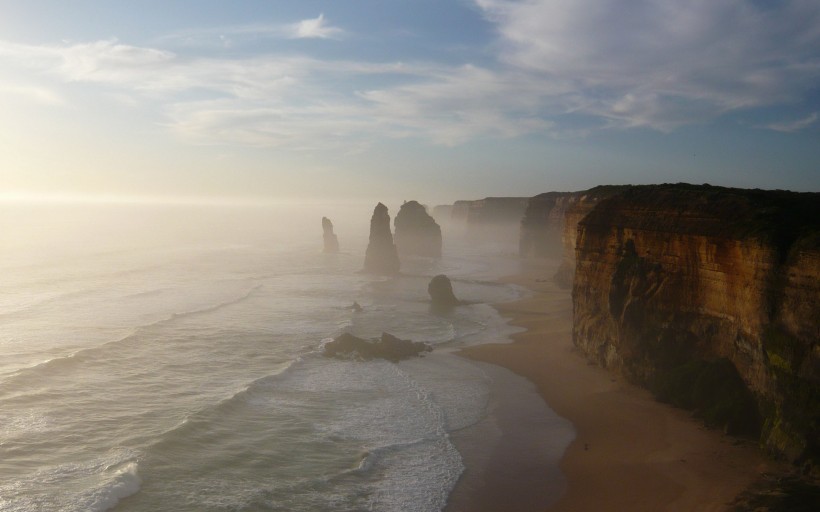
<box><xmin>394</xmin><ymin>200</ymin><xmax>442</xmax><ymax>258</ymax></box>
<box><xmin>322</xmin><ymin>217</ymin><xmax>339</xmax><ymax>253</ymax></box>
<box><xmin>363</xmin><ymin>203</ymin><xmax>400</xmax><ymax>274</ymax></box>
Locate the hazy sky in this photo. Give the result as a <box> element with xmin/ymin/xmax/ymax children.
<box><xmin>1</xmin><ymin>0</ymin><xmax>818</xmax><ymax>205</ymax></box>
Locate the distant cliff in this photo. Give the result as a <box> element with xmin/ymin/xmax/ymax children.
<box><xmin>519</xmin><ymin>186</ymin><xmax>625</xmax><ymax>287</ymax></box>
<box><xmin>571</xmin><ymin>184</ymin><xmax>820</xmax><ymax>467</ymax></box>
<box><xmin>465</xmin><ymin>197</ymin><xmax>529</xmax><ymax>225</ymax></box>
<box><xmin>442</xmin><ymin>197</ymin><xmax>529</xmax><ymax>225</ymax></box>
<box><xmin>519</xmin><ymin>191</ymin><xmax>578</xmax><ymax>259</ymax></box>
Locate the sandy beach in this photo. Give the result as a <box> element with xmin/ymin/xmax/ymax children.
<box><xmin>447</xmin><ymin>260</ymin><xmax>780</xmax><ymax>512</ymax></box>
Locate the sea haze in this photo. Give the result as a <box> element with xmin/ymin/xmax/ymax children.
<box><xmin>0</xmin><ymin>201</ymin><xmax>572</xmax><ymax>511</ymax></box>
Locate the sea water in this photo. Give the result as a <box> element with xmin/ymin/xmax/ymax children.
<box><xmin>0</xmin><ymin>201</ymin><xmax>573</xmax><ymax>512</ymax></box>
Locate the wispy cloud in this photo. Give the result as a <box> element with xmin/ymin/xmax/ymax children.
<box><xmin>475</xmin><ymin>0</ymin><xmax>820</xmax><ymax>130</ymax></box>
<box><xmin>0</xmin><ymin>2</ymin><xmax>817</xmax><ymax>150</ymax></box>
<box><xmin>158</xmin><ymin>14</ymin><xmax>344</xmax><ymax>48</ymax></box>
<box><xmin>763</xmin><ymin>112</ymin><xmax>819</xmax><ymax>133</ymax></box>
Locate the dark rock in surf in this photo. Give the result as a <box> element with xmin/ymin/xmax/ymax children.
<box><xmin>322</xmin><ymin>216</ymin><xmax>339</xmax><ymax>253</ymax></box>
<box><xmin>323</xmin><ymin>332</ymin><xmax>432</xmax><ymax>362</ymax></box>
<box><xmin>428</xmin><ymin>274</ymin><xmax>459</xmax><ymax>310</ymax></box>
<box><xmin>363</xmin><ymin>203</ymin><xmax>400</xmax><ymax>274</ymax></box>
<box><xmin>394</xmin><ymin>200</ymin><xmax>442</xmax><ymax>258</ymax></box>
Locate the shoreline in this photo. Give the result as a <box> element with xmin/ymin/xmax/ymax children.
<box><xmin>447</xmin><ymin>259</ymin><xmax>779</xmax><ymax>511</ymax></box>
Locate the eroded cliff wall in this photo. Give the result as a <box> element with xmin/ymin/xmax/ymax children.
<box><xmin>519</xmin><ymin>186</ymin><xmax>625</xmax><ymax>287</ymax></box>
<box><xmin>572</xmin><ymin>184</ymin><xmax>820</xmax><ymax>466</ymax></box>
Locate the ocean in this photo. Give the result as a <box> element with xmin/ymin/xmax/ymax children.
<box><xmin>0</xmin><ymin>201</ymin><xmax>573</xmax><ymax>512</ymax></box>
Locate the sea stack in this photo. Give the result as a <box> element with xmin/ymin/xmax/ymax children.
<box><xmin>363</xmin><ymin>203</ymin><xmax>400</xmax><ymax>274</ymax></box>
<box><xmin>322</xmin><ymin>217</ymin><xmax>339</xmax><ymax>253</ymax></box>
<box><xmin>428</xmin><ymin>274</ymin><xmax>459</xmax><ymax>310</ymax></box>
<box><xmin>394</xmin><ymin>200</ymin><xmax>442</xmax><ymax>258</ymax></box>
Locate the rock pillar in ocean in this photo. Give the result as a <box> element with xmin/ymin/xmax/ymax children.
<box><xmin>363</xmin><ymin>203</ymin><xmax>400</xmax><ymax>274</ymax></box>
<box><xmin>322</xmin><ymin>217</ymin><xmax>339</xmax><ymax>253</ymax></box>
<box><xmin>394</xmin><ymin>200</ymin><xmax>442</xmax><ymax>258</ymax></box>
<box><xmin>428</xmin><ymin>274</ymin><xmax>459</xmax><ymax>310</ymax></box>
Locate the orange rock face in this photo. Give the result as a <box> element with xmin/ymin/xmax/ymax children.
<box><xmin>571</xmin><ymin>184</ymin><xmax>819</xmax><ymax>465</ymax></box>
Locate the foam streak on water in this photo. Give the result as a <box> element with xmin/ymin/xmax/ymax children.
<box><xmin>0</xmin><ymin>203</ymin><xmax>567</xmax><ymax>512</ymax></box>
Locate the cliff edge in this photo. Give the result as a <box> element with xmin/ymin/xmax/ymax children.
<box><xmin>572</xmin><ymin>184</ymin><xmax>819</xmax><ymax>468</ymax></box>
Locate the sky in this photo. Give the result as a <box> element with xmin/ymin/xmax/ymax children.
<box><xmin>0</xmin><ymin>0</ymin><xmax>818</xmax><ymax>205</ymax></box>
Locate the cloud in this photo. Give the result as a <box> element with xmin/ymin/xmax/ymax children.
<box><xmin>475</xmin><ymin>0</ymin><xmax>820</xmax><ymax>130</ymax></box>
<box><xmin>289</xmin><ymin>13</ymin><xmax>344</xmax><ymax>39</ymax></box>
<box><xmin>763</xmin><ymin>112</ymin><xmax>819</xmax><ymax>132</ymax></box>
<box><xmin>158</xmin><ymin>14</ymin><xmax>344</xmax><ymax>47</ymax></box>
<box><xmin>0</xmin><ymin>83</ymin><xmax>65</xmax><ymax>106</ymax></box>
<box><xmin>1</xmin><ymin>2</ymin><xmax>818</xmax><ymax>150</ymax></box>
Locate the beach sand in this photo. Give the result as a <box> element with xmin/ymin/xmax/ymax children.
<box><xmin>446</xmin><ymin>260</ymin><xmax>780</xmax><ymax>512</ymax></box>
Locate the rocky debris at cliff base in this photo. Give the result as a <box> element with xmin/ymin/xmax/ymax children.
<box><xmin>322</xmin><ymin>216</ymin><xmax>339</xmax><ymax>253</ymax></box>
<box><xmin>428</xmin><ymin>274</ymin><xmax>459</xmax><ymax>310</ymax></box>
<box><xmin>363</xmin><ymin>203</ymin><xmax>400</xmax><ymax>274</ymax></box>
<box><xmin>322</xmin><ymin>332</ymin><xmax>432</xmax><ymax>362</ymax></box>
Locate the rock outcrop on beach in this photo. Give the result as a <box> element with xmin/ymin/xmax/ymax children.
<box><xmin>570</xmin><ymin>184</ymin><xmax>820</xmax><ymax>466</ymax></box>
<box><xmin>363</xmin><ymin>203</ymin><xmax>400</xmax><ymax>274</ymax></box>
<box><xmin>428</xmin><ymin>274</ymin><xmax>459</xmax><ymax>310</ymax></box>
<box><xmin>322</xmin><ymin>217</ymin><xmax>339</xmax><ymax>253</ymax></box>
<box><xmin>394</xmin><ymin>201</ymin><xmax>442</xmax><ymax>258</ymax></box>
<box><xmin>323</xmin><ymin>332</ymin><xmax>432</xmax><ymax>362</ymax></box>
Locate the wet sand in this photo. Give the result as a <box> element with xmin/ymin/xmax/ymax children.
<box><xmin>447</xmin><ymin>260</ymin><xmax>777</xmax><ymax>512</ymax></box>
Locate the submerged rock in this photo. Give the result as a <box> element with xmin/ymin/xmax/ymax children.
<box><xmin>323</xmin><ymin>332</ymin><xmax>432</xmax><ymax>362</ymax></box>
<box><xmin>363</xmin><ymin>203</ymin><xmax>400</xmax><ymax>274</ymax></box>
<box><xmin>322</xmin><ymin>217</ymin><xmax>339</xmax><ymax>253</ymax></box>
<box><xmin>394</xmin><ymin>200</ymin><xmax>442</xmax><ymax>258</ymax></box>
<box><xmin>428</xmin><ymin>274</ymin><xmax>459</xmax><ymax>310</ymax></box>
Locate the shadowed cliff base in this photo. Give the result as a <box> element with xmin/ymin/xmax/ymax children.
<box><xmin>451</xmin><ymin>260</ymin><xmax>775</xmax><ymax>512</ymax></box>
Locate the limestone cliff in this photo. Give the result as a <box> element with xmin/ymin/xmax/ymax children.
<box><xmin>322</xmin><ymin>216</ymin><xmax>339</xmax><ymax>253</ymax></box>
<box><xmin>394</xmin><ymin>201</ymin><xmax>442</xmax><ymax>258</ymax></box>
<box><xmin>444</xmin><ymin>197</ymin><xmax>529</xmax><ymax>226</ymax></box>
<box><xmin>363</xmin><ymin>203</ymin><xmax>400</xmax><ymax>274</ymax></box>
<box><xmin>465</xmin><ymin>197</ymin><xmax>529</xmax><ymax>225</ymax></box>
<box><xmin>519</xmin><ymin>191</ymin><xmax>578</xmax><ymax>259</ymax></box>
<box><xmin>571</xmin><ymin>184</ymin><xmax>820</xmax><ymax>466</ymax></box>
<box><xmin>518</xmin><ymin>186</ymin><xmax>626</xmax><ymax>287</ymax></box>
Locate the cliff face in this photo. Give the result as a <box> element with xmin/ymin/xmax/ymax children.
<box><xmin>465</xmin><ymin>197</ymin><xmax>529</xmax><ymax>225</ymax></box>
<box><xmin>572</xmin><ymin>184</ymin><xmax>820</xmax><ymax>465</ymax></box>
<box><xmin>519</xmin><ymin>192</ymin><xmax>578</xmax><ymax>259</ymax></box>
<box><xmin>519</xmin><ymin>187</ymin><xmax>625</xmax><ymax>287</ymax></box>
<box><xmin>364</xmin><ymin>203</ymin><xmax>400</xmax><ymax>274</ymax></box>
<box><xmin>394</xmin><ymin>201</ymin><xmax>442</xmax><ymax>258</ymax></box>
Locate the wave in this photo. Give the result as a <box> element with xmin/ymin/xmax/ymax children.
<box><xmin>83</xmin><ymin>461</ymin><xmax>142</xmax><ymax>512</ymax></box>
<box><xmin>0</xmin><ymin>284</ymin><xmax>264</xmax><ymax>396</ymax></box>
<box><xmin>0</xmin><ymin>263</ymin><xmax>173</xmax><ymax>319</ymax></box>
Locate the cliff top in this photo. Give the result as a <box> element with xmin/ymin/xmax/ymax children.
<box><xmin>582</xmin><ymin>183</ymin><xmax>820</xmax><ymax>255</ymax></box>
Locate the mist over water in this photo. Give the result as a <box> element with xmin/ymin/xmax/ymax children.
<box><xmin>0</xmin><ymin>200</ymin><xmax>572</xmax><ymax>512</ymax></box>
